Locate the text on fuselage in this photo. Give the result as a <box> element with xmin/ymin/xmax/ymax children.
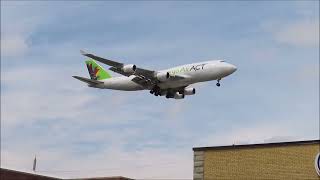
<box><xmin>169</xmin><ymin>63</ymin><xmax>206</xmax><ymax>76</ymax></box>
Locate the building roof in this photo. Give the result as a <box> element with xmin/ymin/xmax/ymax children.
<box><xmin>193</xmin><ymin>139</ymin><xmax>320</xmax><ymax>151</ymax></box>
<box><xmin>0</xmin><ymin>168</ymin><xmax>60</xmax><ymax>180</ymax></box>
<box><xmin>0</xmin><ymin>168</ymin><xmax>133</xmax><ymax>180</ymax></box>
<box><xmin>68</xmin><ymin>177</ymin><xmax>134</xmax><ymax>180</ymax></box>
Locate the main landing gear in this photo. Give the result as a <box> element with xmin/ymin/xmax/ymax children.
<box><xmin>150</xmin><ymin>86</ymin><xmax>161</xmax><ymax>96</ymax></box>
<box><xmin>216</xmin><ymin>78</ymin><xmax>221</xmax><ymax>87</ymax></box>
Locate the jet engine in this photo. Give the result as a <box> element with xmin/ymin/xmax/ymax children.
<box><xmin>174</xmin><ymin>92</ymin><xmax>185</xmax><ymax>99</ymax></box>
<box><xmin>156</xmin><ymin>72</ymin><xmax>170</xmax><ymax>82</ymax></box>
<box><xmin>122</xmin><ymin>64</ymin><xmax>136</xmax><ymax>73</ymax></box>
<box><xmin>184</xmin><ymin>87</ymin><xmax>196</xmax><ymax>95</ymax></box>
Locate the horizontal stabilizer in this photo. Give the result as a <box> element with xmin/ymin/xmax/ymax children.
<box><xmin>72</xmin><ymin>76</ymin><xmax>103</xmax><ymax>85</ymax></box>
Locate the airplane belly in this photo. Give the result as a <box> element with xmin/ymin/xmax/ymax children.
<box><xmin>102</xmin><ymin>77</ymin><xmax>144</xmax><ymax>91</ymax></box>
<box><xmin>159</xmin><ymin>79</ymin><xmax>193</xmax><ymax>89</ymax></box>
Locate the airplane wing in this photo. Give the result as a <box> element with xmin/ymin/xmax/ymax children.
<box><xmin>72</xmin><ymin>76</ymin><xmax>103</xmax><ymax>85</ymax></box>
<box><xmin>80</xmin><ymin>50</ymin><xmax>123</xmax><ymax>68</ymax></box>
<box><xmin>131</xmin><ymin>75</ymin><xmax>154</xmax><ymax>87</ymax></box>
<box><xmin>108</xmin><ymin>66</ymin><xmax>157</xmax><ymax>85</ymax></box>
<box><xmin>81</xmin><ymin>50</ymin><xmax>154</xmax><ymax>75</ymax></box>
<box><xmin>129</xmin><ymin>72</ymin><xmax>187</xmax><ymax>88</ymax></box>
<box><xmin>80</xmin><ymin>50</ymin><xmax>158</xmax><ymax>87</ymax></box>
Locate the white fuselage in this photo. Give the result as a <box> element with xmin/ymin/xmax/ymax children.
<box><xmin>95</xmin><ymin>60</ymin><xmax>237</xmax><ymax>91</ymax></box>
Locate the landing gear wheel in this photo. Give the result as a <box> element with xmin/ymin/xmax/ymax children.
<box><xmin>216</xmin><ymin>78</ymin><xmax>221</xmax><ymax>87</ymax></box>
<box><xmin>151</xmin><ymin>85</ymin><xmax>161</xmax><ymax>96</ymax></box>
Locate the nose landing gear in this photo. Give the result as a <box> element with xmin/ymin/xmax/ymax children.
<box><xmin>216</xmin><ymin>78</ymin><xmax>221</xmax><ymax>87</ymax></box>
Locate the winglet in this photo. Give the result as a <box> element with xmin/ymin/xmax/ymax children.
<box><xmin>80</xmin><ymin>50</ymin><xmax>87</xmax><ymax>56</ymax></box>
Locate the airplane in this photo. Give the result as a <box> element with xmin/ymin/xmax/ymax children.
<box><xmin>73</xmin><ymin>50</ymin><xmax>237</xmax><ymax>99</ymax></box>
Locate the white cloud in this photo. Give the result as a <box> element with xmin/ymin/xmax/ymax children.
<box><xmin>273</xmin><ymin>20</ymin><xmax>319</xmax><ymax>47</ymax></box>
<box><xmin>293</xmin><ymin>1</ymin><xmax>319</xmax><ymax>18</ymax></box>
<box><xmin>0</xmin><ymin>2</ymin><xmax>51</xmax><ymax>58</ymax></box>
<box><xmin>263</xmin><ymin>136</ymin><xmax>298</xmax><ymax>143</ymax></box>
<box><xmin>196</xmin><ymin>118</ymin><xmax>314</xmax><ymax>148</ymax></box>
<box><xmin>1</xmin><ymin>66</ymin><xmax>91</xmax><ymax>126</ymax></box>
<box><xmin>295</xmin><ymin>64</ymin><xmax>319</xmax><ymax>82</ymax></box>
<box><xmin>1</xmin><ymin>35</ymin><xmax>29</xmax><ymax>57</ymax></box>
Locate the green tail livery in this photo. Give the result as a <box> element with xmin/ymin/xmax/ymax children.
<box><xmin>85</xmin><ymin>59</ymin><xmax>111</xmax><ymax>80</ymax></box>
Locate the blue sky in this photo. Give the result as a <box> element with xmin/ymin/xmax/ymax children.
<box><xmin>1</xmin><ymin>1</ymin><xmax>319</xmax><ymax>179</ymax></box>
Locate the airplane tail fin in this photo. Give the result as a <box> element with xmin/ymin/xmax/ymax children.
<box><xmin>85</xmin><ymin>59</ymin><xmax>112</xmax><ymax>80</ymax></box>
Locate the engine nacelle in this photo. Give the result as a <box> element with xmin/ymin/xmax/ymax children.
<box><xmin>184</xmin><ymin>87</ymin><xmax>196</xmax><ymax>95</ymax></box>
<box><xmin>174</xmin><ymin>92</ymin><xmax>185</xmax><ymax>99</ymax></box>
<box><xmin>122</xmin><ymin>64</ymin><xmax>136</xmax><ymax>73</ymax></box>
<box><xmin>156</xmin><ymin>72</ymin><xmax>170</xmax><ymax>82</ymax></box>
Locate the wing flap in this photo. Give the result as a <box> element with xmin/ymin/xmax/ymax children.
<box><xmin>131</xmin><ymin>76</ymin><xmax>152</xmax><ymax>87</ymax></box>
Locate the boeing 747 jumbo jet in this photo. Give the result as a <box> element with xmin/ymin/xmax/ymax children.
<box><xmin>73</xmin><ymin>50</ymin><xmax>237</xmax><ymax>99</ymax></box>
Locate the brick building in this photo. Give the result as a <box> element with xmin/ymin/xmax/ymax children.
<box><xmin>193</xmin><ymin>140</ymin><xmax>320</xmax><ymax>180</ymax></box>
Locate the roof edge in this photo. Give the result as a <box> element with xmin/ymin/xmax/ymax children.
<box><xmin>193</xmin><ymin>139</ymin><xmax>320</xmax><ymax>151</ymax></box>
<box><xmin>0</xmin><ymin>168</ymin><xmax>61</xmax><ymax>179</ymax></box>
<box><xmin>67</xmin><ymin>176</ymin><xmax>134</xmax><ymax>180</ymax></box>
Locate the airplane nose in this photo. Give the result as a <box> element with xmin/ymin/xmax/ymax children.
<box><xmin>226</xmin><ymin>63</ymin><xmax>237</xmax><ymax>74</ymax></box>
<box><xmin>230</xmin><ymin>64</ymin><xmax>237</xmax><ymax>73</ymax></box>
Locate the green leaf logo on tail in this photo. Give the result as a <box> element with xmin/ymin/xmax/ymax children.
<box><xmin>85</xmin><ymin>59</ymin><xmax>111</xmax><ymax>80</ymax></box>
